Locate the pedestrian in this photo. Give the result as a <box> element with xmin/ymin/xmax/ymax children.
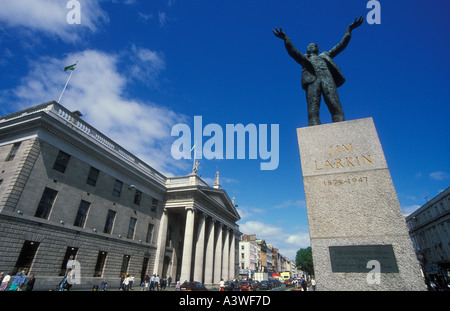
<box><xmin>155</xmin><ymin>275</ymin><xmax>160</xmax><ymax>291</ymax></box>
<box><xmin>175</xmin><ymin>281</ymin><xmax>181</xmax><ymax>291</ymax></box>
<box><xmin>168</xmin><ymin>275</ymin><xmax>172</xmax><ymax>288</ymax></box>
<box><xmin>160</xmin><ymin>276</ymin><xmax>167</xmax><ymax>290</ymax></box>
<box><xmin>123</xmin><ymin>274</ymin><xmax>130</xmax><ymax>291</ymax></box>
<box><xmin>24</xmin><ymin>273</ymin><xmax>35</xmax><ymax>291</ymax></box>
<box><xmin>301</xmin><ymin>277</ymin><xmax>307</xmax><ymax>291</ymax></box>
<box><xmin>219</xmin><ymin>279</ymin><xmax>225</xmax><ymax>291</ymax></box>
<box><xmin>99</xmin><ymin>281</ymin><xmax>107</xmax><ymax>291</ymax></box>
<box><xmin>119</xmin><ymin>273</ymin><xmax>125</xmax><ymax>290</ymax></box>
<box><xmin>0</xmin><ymin>273</ymin><xmax>11</xmax><ymax>291</ymax></box>
<box><xmin>9</xmin><ymin>270</ymin><xmax>26</xmax><ymax>291</ymax></box>
<box><xmin>149</xmin><ymin>274</ymin><xmax>156</xmax><ymax>291</ymax></box>
<box><xmin>310</xmin><ymin>277</ymin><xmax>316</xmax><ymax>291</ymax></box>
<box><xmin>144</xmin><ymin>274</ymin><xmax>150</xmax><ymax>291</ymax></box>
<box><xmin>129</xmin><ymin>274</ymin><xmax>134</xmax><ymax>290</ymax></box>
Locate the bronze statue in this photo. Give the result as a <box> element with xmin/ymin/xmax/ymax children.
<box><xmin>273</xmin><ymin>16</ymin><xmax>364</xmax><ymax>126</ymax></box>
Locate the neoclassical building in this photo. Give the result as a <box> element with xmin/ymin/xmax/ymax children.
<box><xmin>0</xmin><ymin>101</ymin><xmax>240</xmax><ymax>290</ymax></box>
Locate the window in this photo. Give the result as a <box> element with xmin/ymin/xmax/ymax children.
<box><xmin>15</xmin><ymin>240</ymin><xmax>40</xmax><ymax>274</ymax></box>
<box><xmin>127</xmin><ymin>217</ymin><xmax>137</xmax><ymax>239</ymax></box>
<box><xmin>6</xmin><ymin>142</ymin><xmax>21</xmax><ymax>162</ymax></box>
<box><xmin>113</xmin><ymin>180</ymin><xmax>123</xmax><ymax>197</ymax></box>
<box><xmin>94</xmin><ymin>251</ymin><xmax>108</xmax><ymax>277</ymax></box>
<box><xmin>146</xmin><ymin>223</ymin><xmax>154</xmax><ymax>243</ymax></box>
<box><xmin>53</xmin><ymin>150</ymin><xmax>71</xmax><ymax>173</ymax></box>
<box><xmin>151</xmin><ymin>198</ymin><xmax>158</xmax><ymax>212</ymax></box>
<box><xmin>120</xmin><ymin>255</ymin><xmax>131</xmax><ymax>277</ymax></box>
<box><xmin>134</xmin><ymin>189</ymin><xmax>142</xmax><ymax>205</ymax></box>
<box><xmin>73</xmin><ymin>200</ymin><xmax>91</xmax><ymax>227</ymax></box>
<box><xmin>86</xmin><ymin>167</ymin><xmax>100</xmax><ymax>186</ymax></box>
<box><xmin>103</xmin><ymin>210</ymin><xmax>116</xmax><ymax>234</ymax></box>
<box><xmin>34</xmin><ymin>187</ymin><xmax>58</xmax><ymax>219</ymax></box>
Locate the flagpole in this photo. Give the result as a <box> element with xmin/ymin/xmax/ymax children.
<box><xmin>58</xmin><ymin>61</ymin><xmax>78</xmax><ymax>104</ymax></box>
<box><xmin>57</xmin><ymin>70</ymin><xmax>74</xmax><ymax>103</ymax></box>
<box><xmin>192</xmin><ymin>140</ymin><xmax>197</xmax><ymax>170</ymax></box>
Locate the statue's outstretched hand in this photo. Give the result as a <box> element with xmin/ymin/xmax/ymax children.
<box><xmin>348</xmin><ymin>16</ymin><xmax>364</xmax><ymax>31</ymax></box>
<box><xmin>272</xmin><ymin>27</ymin><xmax>286</xmax><ymax>40</ymax></box>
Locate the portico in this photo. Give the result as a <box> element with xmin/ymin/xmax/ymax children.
<box><xmin>153</xmin><ymin>174</ymin><xmax>241</xmax><ymax>284</ymax></box>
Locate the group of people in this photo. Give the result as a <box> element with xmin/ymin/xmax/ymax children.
<box><xmin>0</xmin><ymin>270</ymin><xmax>36</xmax><ymax>291</ymax></box>
<box><xmin>139</xmin><ymin>275</ymin><xmax>173</xmax><ymax>291</ymax></box>
<box><xmin>292</xmin><ymin>276</ymin><xmax>315</xmax><ymax>291</ymax></box>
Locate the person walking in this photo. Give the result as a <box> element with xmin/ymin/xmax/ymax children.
<box><xmin>9</xmin><ymin>270</ymin><xmax>27</xmax><ymax>291</ymax></box>
<box><xmin>155</xmin><ymin>275</ymin><xmax>160</xmax><ymax>291</ymax></box>
<box><xmin>0</xmin><ymin>273</ymin><xmax>11</xmax><ymax>291</ymax></box>
<box><xmin>310</xmin><ymin>277</ymin><xmax>316</xmax><ymax>291</ymax></box>
<box><xmin>24</xmin><ymin>274</ymin><xmax>36</xmax><ymax>291</ymax></box>
<box><xmin>149</xmin><ymin>275</ymin><xmax>156</xmax><ymax>291</ymax></box>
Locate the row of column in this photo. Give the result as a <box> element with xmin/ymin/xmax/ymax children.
<box><xmin>180</xmin><ymin>207</ymin><xmax>237</xmax><ymax>284</ymax></box>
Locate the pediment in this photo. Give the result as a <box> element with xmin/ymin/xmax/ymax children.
<box><xmin>199</xmin><ymin>187</ymin><xmax>240</xmax><ymax>221</ymax></box>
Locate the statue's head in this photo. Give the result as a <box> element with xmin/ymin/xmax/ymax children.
<box><xmin>307</xmin><ymin>43</ymin><xmax>319</xmax><ymax>55</ymax></box>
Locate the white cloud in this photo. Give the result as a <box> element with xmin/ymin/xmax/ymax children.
<box><xmin>401</xmin><ymin>205</ymin><xmax>421</xmax><ymax>216</ymax></box>
<box><xmin>127</xmin><ymin>45</ymin><xmax>166</xmax><ymax>86</ymax></box>
<box><xmin>240</xmin><ymin>221</ymin><xmax>284</xmax><ymax>238</ymax></box>
<box><xmin>430</xmin><ymin>171</ymin><xmax>450</xmax><ymax>181</ymax></box>
<box><xmin>239</xmin><ymin>220</ymin><xmax>310</xmax><ymax>260</ymax></box>
<box><xmin>0</xmin><ymin>0</ymin><xmax>108</xmax><ymax>43</ymax></box>
<box><xmin>3</xmin><ymin>47</ymin><xmax>187</xmax><ymax>175</ymax></box>
<box><xmin>236</xmin><ymin>207</ymin><xmax>265</xmax><ymax>221</ymax></box>
<box><xmin>272</xmin><ymin>199</ymin><xmax>306</xmax><ymax>209</ymax></box>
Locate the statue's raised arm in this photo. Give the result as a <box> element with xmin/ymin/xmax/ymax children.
<box><xmin>328</xmin><ymin>16</ymin><xmax>364</xmax><ymax>59</ymax></box>
<box><xmin>272</xmin><ymin>27</ymin><xmax>306</xmax><ymax>66</ymax></box>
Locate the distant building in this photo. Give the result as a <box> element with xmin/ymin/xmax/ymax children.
<box><xmin>239</xmin><ymin>233</ymin><xmax>296</xmax><ymax>280</ymax></box>
<box><xmin>406</xmin><ymin>187</ymin><xmax>450</xmax><ymax>289</ymax></box>
<box><xmin>0</xmin><ymin>101</ymin><xmax>240</xmax><ymax>290</ymax></box>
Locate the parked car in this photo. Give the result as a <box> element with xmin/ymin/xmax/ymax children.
<box><xmin>180</xmin><ymin>281</ymin><xmax>208</xmax><ymax>291</ymax></box>
<box><xmin>260</xmin><ymin>280</ymin><xmax>271</xmax><ymax>290</ymax></box>
<box><xmin>240</xmin><ymin>281</ymin><xmax>256</xmax><ymax>291</ymax></box>
<box><xmin>269</xmin><ymin>279</ymin><xmax>281</xmax><ymax>288</ymax></box>
<box><xmin>285</xmin><ymin>279</ymin><xmax>293</xmax><ymax>287</ymax></box>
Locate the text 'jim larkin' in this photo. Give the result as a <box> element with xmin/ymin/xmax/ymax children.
<box><xmin>171</xmin><ymin>116</ymin><xmax>279</xmax><ymax>170</ymax></box>
<box><xmin>314</xmin><ymin>144</ymin><xmax>373</xmax><ymax>171</ymax></box>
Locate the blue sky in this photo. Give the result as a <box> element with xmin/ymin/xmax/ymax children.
<box><xmin>0</xmin><ymin>0</ymin><xmax>449</xmax><ymax>260</ymax></box>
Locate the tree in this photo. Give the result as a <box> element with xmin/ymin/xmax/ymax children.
<box><xmin>295</xmin><ymin>247</ymin><xmax>314</xmax><ymax>276</ymax></box>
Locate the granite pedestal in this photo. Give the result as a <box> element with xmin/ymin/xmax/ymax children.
<box><xmin>297</xmin><ymin>118</ymin><xmax>425</xmax><ymax>291</ymax></box>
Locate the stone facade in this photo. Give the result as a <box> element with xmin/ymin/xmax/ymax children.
<box><xmin>0</xmin><ymin>102</ymin><xmax>240</xmax><ymax>290</ymax></box>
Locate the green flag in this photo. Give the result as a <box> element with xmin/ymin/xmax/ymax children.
<box><xmin>64</xmin><ymin>63</ymin><xmax>77</xmax><ymax>71</ymax></box>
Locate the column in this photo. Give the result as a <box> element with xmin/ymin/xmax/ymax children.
<box><xmin>153</xmin><ymin>208</ymin><xmax>168</xmax><ymax>276</ymax></box>
<box><xmin>204</xmin><ymin>218</ymin><xmax>215</xmax><ymax>285</ymax></box>
<box><xmin>180</xmin><ymin>207</ymin><xmax>195</xmax><ymax>282</ymax></box>
<box><xmin>222</xmin><ymin>226</ymin><xmax>229</xmax><ymax>281</ymax></box>
<box><xmin>213</xmin><ymin>222</ymin><xmax>223</xmax><ymax>284</ymax></box>
<box><xmin>193</xmin><ymin>212</ymin><xmax>206</xmax><ymax>282</ymax></box>
<box><xmin>229</xmin><ymin>230</ymin><xmax>236</xmax><ymax>279</ymax></box>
